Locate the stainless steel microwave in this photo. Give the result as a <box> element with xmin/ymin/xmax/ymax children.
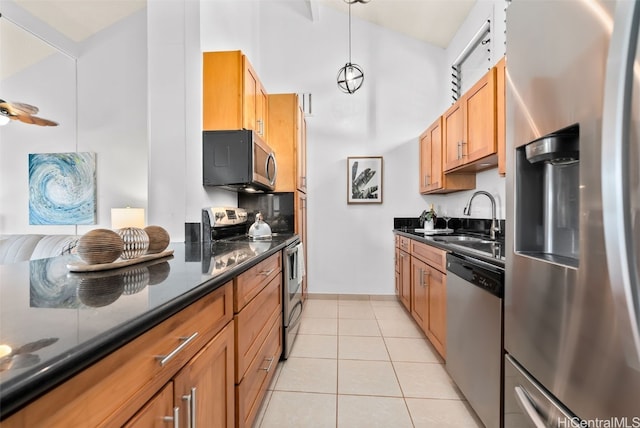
<box><xmin>202</xmin><ymin>129</ymin><xmax>277</xmax><ymax>192</ymax></box>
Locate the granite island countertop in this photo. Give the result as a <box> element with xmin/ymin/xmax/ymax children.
<box><xmin>0</xmin><ymin>235</ymin><xmax>296</xmax><ymax>419</ymax></box>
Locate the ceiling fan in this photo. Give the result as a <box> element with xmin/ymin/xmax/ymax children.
<box><xmin>0</xmin><ymin>100</ymin><xmax>58</xmax><ymax>126</ymax></box>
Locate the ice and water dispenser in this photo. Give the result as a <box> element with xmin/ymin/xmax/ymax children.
<box><xmin>515</xmin><ymin>125</ymin><xmax>580</xmax><ymax>267</ymax></box>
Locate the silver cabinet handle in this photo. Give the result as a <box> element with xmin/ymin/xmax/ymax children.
<box><xmin>419</xmin><ymin>268</ymin><xmax>424</xmax><ymax>288</ymax></box>
<box><xmin>260</xmin><ymin>268</ymin><xmax>275</xmax><ymax>276</ymax></box>
<box><xmin>460</xmin><ymin>141</ymin><xmax>467</xmax><ymax>158</ymax></box>
<box><xmin>514</xmin><ymin>386</ymin><xmax>546</xmax><ymax>428</ymax></box>
<box><xmin>602</xmin><ymin>0</ymin><xmax>640</xmax><ymax>369</ymax></box>
<box><xmin>156</xmin><ymin>332</ymin><xmax>199</xmax><ymax>366</ymax></box>
<box><xmin>190</xmin><ymin>387</ymin><xmax>197</xmax><ymax>428</ymax></box>
<box><xmin>163</xmin><ymin>407</ymin><xmax>180</xmax><ymax>428</ymax></box>
<box><xmin>182</xmin><ymin>391</ymin><xmax>191</xmax><ymax>428</ymax></box>
<box><xmin>424</xmin><ymin>270</ymin><xmax>430</xmax><ymax>289</ymax></box>
<box><xmin>260</xmin><ymin>356</ymin><xmax>275</xmax><ymax>372</ymax></box>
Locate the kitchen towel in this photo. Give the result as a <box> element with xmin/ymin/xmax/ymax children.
<box><xmin>295</xmin><ymin>242</ymin><xmax>305</xmax><ymax>285</ymax></box>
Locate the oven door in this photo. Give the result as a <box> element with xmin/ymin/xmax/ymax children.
<box><xmin>283</xmin><ymin>242</ymin><xmax>302</xmax><ymax>322</ymax></box>
<box><xmin>283</xmin><ymin>240</ymin><xmax>303</xmax><ymax>359</ymax></box>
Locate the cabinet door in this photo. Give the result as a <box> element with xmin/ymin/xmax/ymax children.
<box><xmin>496</xmin><ymin>57</ymin><xmax>506</xmax><ymax>176</ymax></box>
<box><xmin>464</xmin><ymin>67</ymin><xmax>496</xmax><ymax>164</ymax></box>
<box><xmin>124</xmin><ymin>383</ymin><xmax>175</xmax><ymax>428</ymax></box>
<box><xmin>174</xmin><ymin>322</ymin><xmax>235</xmax><ymax>428</ymax></box>
<box><xmin>410</xmin><ymin>257</ymin><xmax>429</xmax><ymax>331</ymax></box>
<box><xmin>242</xmin><ymin>57</ymin><xmax>258</xmax><ymax>134</ymax></box>
<box><xmin>297</xmin><ymin>107</ymin><xmax>307</xmax><ymax>192</ymax></box>
<box><xmin>443</xmin><ymin>102</ymin><xmax>465</xmax><ymax>171</ymax></box>
<box><xmin>419</xmin><ymin>130</ymin><xmax>431</xmax><ymax>193</ymax></box>
<box><xmin>398</xmin><ymin>250</ymin><xmax>411</xmax><ymax>311</ymax></box>
<box><xmin>296</xmin><ymin>191</ymin><xmax>308</xmax><ymax>299</ymax></box>
<box><xmin>427</xmin><ymin>267</ymin><xmax>446</xmax><ymax>359</ymax></box>
<box><xmin>257</xmin><ymin>82</ymin><xmax>268</xmax><ymax>139</ymax></box>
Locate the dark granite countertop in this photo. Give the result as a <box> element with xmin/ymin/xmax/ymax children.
<box><xmin>394</xmin><ymin>229</ymin><xmax>505</xmax><ymax>268</ymax></box>
<box><xmin>0</xmin><ymin>235</ymin><xmax>296</xmax><ymax>419</ymax></box>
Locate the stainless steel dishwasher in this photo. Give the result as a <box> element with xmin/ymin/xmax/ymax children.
<box><xmin>446</xmin><ymin>252</ymin><xmax>504</xmax><ymax>428</ymax></box>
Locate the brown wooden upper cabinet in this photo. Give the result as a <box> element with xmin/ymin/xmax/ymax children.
<box><xmin>443</xmin><ymin>66</ymin><xmax>498</xmax><ymax>173</ymax></box>
<box><xmin>496</xmin><ymin>56</ymin><xmax>506</xmax><ymax>176</ymax></box>
<box><xmin>203</xmin><ymin>51</ymin><xmax>268</xmax><ymax>140</ymax></box>
<box><xmin>419</xmin><ymin>117</ymin><xmax>475</xmax><ymax>194</ymax></box>
<box><xmin>267</xmin><ymin>93</ymin><xmax>307</xmax><ymax>193</ymax></box>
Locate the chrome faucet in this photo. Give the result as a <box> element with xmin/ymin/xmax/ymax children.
<box><xmin>463</xmin><ymin>190</ymin><xmax>500</xmax><ymax>240</ymax></box>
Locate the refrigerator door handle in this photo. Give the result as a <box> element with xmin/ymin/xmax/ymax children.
<box><xmin>602</xmin><ymin>0</ymin><xmax>640</xmax><ymax>369</ymax></box>
<box><xmin>514</xmin><ymin>386</ymin><xmax>547</xmax><ymax>428</ymax></box>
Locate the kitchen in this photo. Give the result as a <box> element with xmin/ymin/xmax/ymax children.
<box><xmin>1</xmin><ymin>0</ymin><xmax>638</xmax><ymax>427</ymax></box>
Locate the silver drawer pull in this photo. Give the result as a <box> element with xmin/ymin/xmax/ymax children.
<box><xmin>260</xmin><ymin>268</ymin><xmax>275</xmax><ymax>276</ymax></box>
<box><xmin>190</xmin><ymin>387</ymin><xmax>197</xmax><ymax>428</ymax></box>
<box><xmin>156</xmin><ymin>332</ymin><xmax>199</xmax><ymax>366</ymax></box>
<box><xmin>260</xmin><ymin>356</ymin><xmax>275</xmax><ymax>372</ymax></box>
<box><xmin>163</xmin><ymin>406</ymin><xmax>180</xmax><ymax>428</ymax></box>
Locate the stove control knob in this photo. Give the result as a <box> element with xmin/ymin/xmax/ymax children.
<box><xmin>215</xmin><ymin>211</ymin><xmax>226</xmax><ymax>220</ymax></box>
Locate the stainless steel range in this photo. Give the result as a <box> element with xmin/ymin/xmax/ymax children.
<box><xmin>201</xmin><ymin>207</ymin><xmax>304</xmax><ymax>359</ymax></box>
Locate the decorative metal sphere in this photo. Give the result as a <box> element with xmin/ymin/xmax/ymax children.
<box><xmin>337</xmin><ymin>63</ymin><xmax>364</xmax><ymax>94</ymax></box>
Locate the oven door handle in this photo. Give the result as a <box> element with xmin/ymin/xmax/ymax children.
<box><xmin>288</xmin><ymin>299</ymin><xmax>304</xmax><ymax>328</ymax></box>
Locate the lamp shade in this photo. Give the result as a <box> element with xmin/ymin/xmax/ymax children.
<box><xmin>111</xmin><ymin>207</ymin><xmax>145</xmax><ymax>229</ymax></box>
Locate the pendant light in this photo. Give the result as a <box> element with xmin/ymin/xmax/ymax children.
<box><xmin>337</xmin><ymin>0</ymin><xmax>365</xmax><ymax>94</ymax></box>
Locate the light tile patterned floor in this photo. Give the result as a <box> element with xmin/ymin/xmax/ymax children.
<box><xmin>254</xmin><ymin>296</ymin><xmax>484</xmax><ymax>428</ymax></box>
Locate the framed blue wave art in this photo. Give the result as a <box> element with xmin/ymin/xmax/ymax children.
<box><xmin>29</xmin><ymin>152</ymin><xmax>97</xmax><ymax>225</ymax></box>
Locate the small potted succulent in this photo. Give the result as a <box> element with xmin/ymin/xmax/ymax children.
<box><xmin>419</xmin><ymin>204</ymin><xmax>437</xmax><ymax>230</ymax></box>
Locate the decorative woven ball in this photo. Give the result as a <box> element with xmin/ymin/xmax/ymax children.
<box><xmin>116</xmin><ymin>227</ymin><xmax>150</xmax><ymax>259</ymax></box>
<box><xmin>122</xmin><ymin>267</ymin><xmax>150</xmax><ymax>295</ymax></box>
<box><xmin>77</xmin><ymin>274</ymin><xmax>125</xmax><ymax>307</ymax></box>
<box><xmin>148</xmin><ymin>261</ymin><xmax>171</xmax><ymax>285</ymax></box>
<box><xmin>77</xmin><ymin>229</ymin><xmax>124</xmax><ymax>265</ymax></box>
<box><xmin>144</xmin><ymin>225</ymin><xmax>170</xmax><ymax>254</ymax></box>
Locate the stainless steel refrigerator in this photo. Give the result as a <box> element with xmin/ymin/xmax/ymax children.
<box><xmin>505</xmin><ymin>0</ymin><xmax>640</xmax><ymax>426</ymax></box>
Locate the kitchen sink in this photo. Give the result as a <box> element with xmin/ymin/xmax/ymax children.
<box><xmin>432</xmin><ymin>235</ymin><xmax>496</xmax><ymax>244</ymax></box>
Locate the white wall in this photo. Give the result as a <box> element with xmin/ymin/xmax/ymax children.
<box><xmin>194</xmin><ymin>0</ymin><xmax>508</xmax><ymax>296</ymax></box>
<box><xmin>0</xmin><ymin>7</ymin><xmax>148</xmax><ymax>235</ymax></box>
<box><xmin>199</xmin><ymin>1</ymin><xmax>443</xmax><ymax>295</ymax></box>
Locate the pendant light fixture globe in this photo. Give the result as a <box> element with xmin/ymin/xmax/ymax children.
<box><xmin>337</xmin><ymin>62</ymin><xmax>365</xmax><ymax>94</ymax></box>
<box><xmin>336</xmin><ymin>1</ymin><xmax>365</xmax><ymax>94</ymax></box>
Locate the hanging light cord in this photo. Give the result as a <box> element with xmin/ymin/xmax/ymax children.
<box><xmin>348</xmin><ymin>2</ymin><xmax>352</xmax><ymax>63</ymax></box>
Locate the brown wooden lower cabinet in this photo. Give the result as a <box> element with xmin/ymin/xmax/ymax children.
<box><xmin>234</xmin><ymin>254</ymin><xmax>283</xmax><ymax>428</ymax></box>
<box><xmin>410</xmin><ymin>240</ymin><xmax>447</xmax><ymax>359</ymax></box>
<box><xmin>396</xmin><ymin>248</ymin><xmax>411</xmax><ymax>311</ymax></box>
<box><xmin>394</xmin><ymin>235</ymin><xmax>448</xmax><ymax>360</ymax></box>
<box><xmin>410</xmin><ymin>256</ymin><xmax>429</xmax><ymax>328</ymax></box>
<box><xmin>125</xmin><ymin>322</ymin><xmax>235</xmax><ymax>428</ymax></box>
<box><xmin>2</xmin><ymin>282</ymin><xmax>234</xmax><ymax>428</ymax></box>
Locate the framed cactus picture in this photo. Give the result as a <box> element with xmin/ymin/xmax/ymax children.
<box><xmin>347</xmin><ymin>156</ymin><xmax>383</xmax><ymax>204</ymax></box>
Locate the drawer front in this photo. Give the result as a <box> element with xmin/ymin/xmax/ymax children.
<box><xmin>234</xmin><ymin>252</ymin><xmax>282</xmax><ymax>312</ymax></box>
<box><xmin>235</xmin><ymin>273</ymin><xmax>282</xmax><ymax>382</ymax></box>
<box><xmin>3</xmin><ymin>282</ymin><xmax>233</xmax><ymax>428</ymax></box>
<box><xmin>410</xmin><ymin>240</ymin><xmax>447</xmax><ymax>272</ymax></box>
<box><xmin>236</xmin><ymin>315</ymin><xmax>282</xmax><ymax>428</ymax></box>
<box><xmin>398</xmin><ymin>236</ymin><xmax>411</xmax><ymax>253</ymax></box>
